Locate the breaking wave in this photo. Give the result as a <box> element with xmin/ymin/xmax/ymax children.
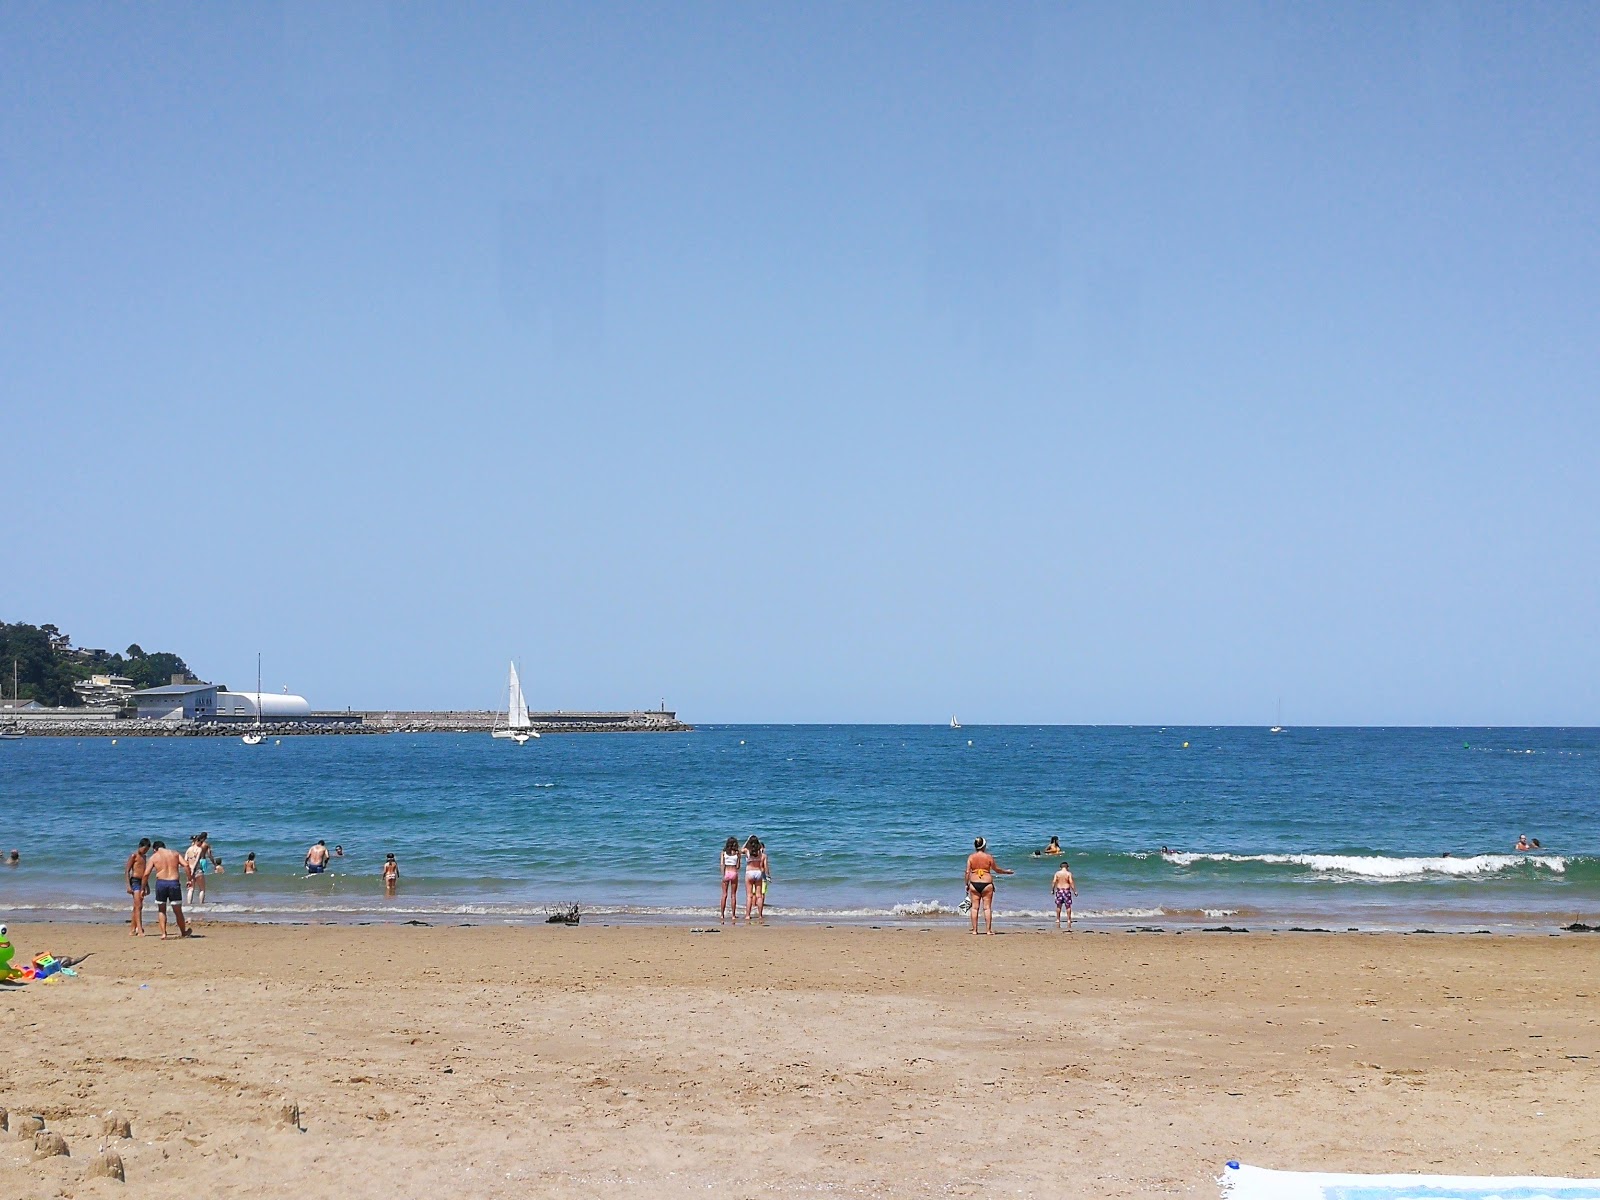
<box><xmin>1160</xmin><ymin>851</ymin><xmax>1573</xmax><ymax>879</ymax></box>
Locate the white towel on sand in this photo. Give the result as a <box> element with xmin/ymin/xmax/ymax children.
<box><xmin>1220</xmin><ymin>1162</ymin><xmax>1600</xmax><ymax>1200</ymax></box>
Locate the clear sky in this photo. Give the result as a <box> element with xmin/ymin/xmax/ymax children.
<box><xmin>3</xmin><ymin>4</ymin><xmax>1597</xmax><ymax>724</ymax></box>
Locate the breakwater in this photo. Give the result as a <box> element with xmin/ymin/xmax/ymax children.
<box><xmin>359</xmin><ymin>710</ymin><xmax>693</xmax><ymax>733</ymax></box>
<box><xmin>1</xmin><ymin>710</ymin><xmax>692</xmax><ymax>737</ymax></box>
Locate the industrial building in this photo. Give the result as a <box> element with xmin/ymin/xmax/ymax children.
<box><xmin>213</xmin><ymin>690</ymin><xmax>312</xmax><ymax>719</ymax></box>
<box><xmin>132</xmin><ymin>682</ymin><xmax>221</xmax><ymax>721</ymax></box>
<box><xmin>130</xmin><ymin>676</ymin><xmax>349</xmax><ymax>725</ymax></box>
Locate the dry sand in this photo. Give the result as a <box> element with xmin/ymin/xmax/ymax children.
<box><xmin>2</xmin><ymin>921</ymin><xmax>1597</xmax><ymax>1198</ymax></box>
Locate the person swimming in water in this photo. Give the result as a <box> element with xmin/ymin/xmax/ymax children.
<box><xmin>965</xmin><ymin>837</ymin><xmax>1014</xmax><ymax>936</ymax></box>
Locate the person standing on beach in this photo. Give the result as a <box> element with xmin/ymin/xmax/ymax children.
<box><xmin>184</xmin><ymin>835</ymin><xmax>209</xmax><ymax>905</ymax></box>
<box><xmin>1051</xmin><ymin>860</ymin><xmax>1076</xmax><ymax>933</ymax></box>
<box><xmin>718</xmin><ymin>837</ymin><xmax>743</xmax><ymax>923</ymax></box>
<box><xmin>743</xmin><ymin>836</ymin><xmax>769</xmax><ymax>924</ymax></box>
<box><xmin>125</xmin><ymin>838</ymin><xmax>151</xmax><ymax>937</ymax></box>
<box><xmin>965</xmin><ymin>838</ymin><xmax>1013</xmax><ymax>936</ymax></box>
<box><xmin>305</xmin><ymin>840</ymin><xmax>331</xmax><ymax>874</ymax></box>
<box><xmin>143</xmin><ymin>840</ymin><xmax>193</xmax><ymax>940</ymax></box>
<box><xmin>382</xmin><ymin>853</ymin><xmax>399</xmax><ymax>895</ymax></box>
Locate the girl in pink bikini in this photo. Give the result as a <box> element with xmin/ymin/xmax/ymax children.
<box><xmin>718</xmin><ymin>837</ymin><xmax>743</xmax><ymax>923</ymax></box>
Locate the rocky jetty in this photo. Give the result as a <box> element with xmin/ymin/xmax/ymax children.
<box><xmin>2</xmin><ymin>711</ymin><xmax>692</xmax><ymax>737</ymax></box>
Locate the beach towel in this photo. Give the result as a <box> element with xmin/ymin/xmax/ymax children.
<box><xmin>1221</xmin><ymin>1162</ymin><xmax>1600</xmax><ymax>1200</ymax></box>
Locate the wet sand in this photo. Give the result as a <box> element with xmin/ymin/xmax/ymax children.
<box><xmin>1</xmin><ymin>921</ymin><xmax>1596</xmax><ymax>1198</ymax></box>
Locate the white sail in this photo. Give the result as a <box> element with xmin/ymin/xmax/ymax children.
<box><xmin>508</xmin><ymin>662</ymin><xmax>530</xmax><ymax>730</ymax></box>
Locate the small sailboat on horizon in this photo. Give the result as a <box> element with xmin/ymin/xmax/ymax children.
<box><xmin>492</xmin><ymin>662</ymin><xmax>539</xmax><ymax>745</ymax></box>
<box><xmin>950</xmin><ymin>715</ymin><xmax>961</xmax><ymax>729</ymax></box>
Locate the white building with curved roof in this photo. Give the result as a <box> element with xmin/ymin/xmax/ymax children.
<box><xmin>214</xmin><ymin>690</ymin><xmax>313</xmax><ymax>719</ymax></box>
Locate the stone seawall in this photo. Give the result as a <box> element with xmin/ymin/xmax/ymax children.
<box><xmin>359</xmin><ymin>711</ymin><xmax>694</xmax><ymax>734</ymax></box>
<box><xmin>3</xmin><ymin>712</ymin><xmax>693</xmax><ymax>737</ymax></box>
<box><xmin>4</xmin><ymin>719</ymin><xmax>377</xmax><ymax>737</ymax></box>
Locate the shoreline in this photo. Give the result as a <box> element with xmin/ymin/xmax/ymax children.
<box><xmin>2</xmin><ymin>922</ymin><xmax>1596</xmax><ymax>1198</ymax></box>
<box><xmin>8</xmin><ymin>907</ymin><xmax>1598</xmax><ymax>935</ymax></box>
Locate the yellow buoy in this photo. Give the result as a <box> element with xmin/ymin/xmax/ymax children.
<box><xmin>1182</xmin><ymin>741</ymin><xmax>1189</xmax><ymax>749</ymax></box>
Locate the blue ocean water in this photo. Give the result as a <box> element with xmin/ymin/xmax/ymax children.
<box><xmin>1</xmin><ymin>725</ymin><xmax>1597</xmax><ymax>929</ymax></box>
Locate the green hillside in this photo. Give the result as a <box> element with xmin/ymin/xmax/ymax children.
<box><xmin>0</xmin><ymin>620</ymin><xmax>194</xmax><ymax>707</ymax></box>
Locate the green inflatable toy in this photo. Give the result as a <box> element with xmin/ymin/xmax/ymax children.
<box><xmin>0</xmin><ymin>924</ymin><xmax>19</xmax><ymax>981</ymax></box>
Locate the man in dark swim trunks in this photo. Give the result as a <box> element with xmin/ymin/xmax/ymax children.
<box><xmin>142</xmin><ymin>840</ymin><xmax>193</xmax><ymax>940</ymax></box>
<box><xmin>305</xmin><ymin>840</ymin><xmax>331</xmax><ymax>874</ymax></box>
<box><xmin>125</xmin><ymin>837</ymin><xmax>151</xmax><ymax>937</ymax></box>
<box><xmin>965</xmin><ymin>837</ymin><xmax>1014</xmax><ymax>936</ymax></box>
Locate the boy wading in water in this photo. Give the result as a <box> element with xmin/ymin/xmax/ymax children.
<box><xmin>1051</xmin><ymin>860</ymin><xmax>1076</xmax><ymax>932</ymax></box>
<box><xmin>964</xmin><ymin>838</ymin><xmax>1013</xmax><ymax>935</ymax></box>
<box><xmin>143</xmin><ymin>840</ymin><xmax>194</xmax><ymax>940</ymax></box>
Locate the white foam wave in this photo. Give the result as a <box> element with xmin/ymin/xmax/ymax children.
<box><xmin>1163</xmin><ymin>852</ymin><xmax>1566</xmax><ymax>878</ymax></box>
<box><xmin>892</xmin><ymin>900</ymin><xmax>961</xmax><ymax>917</ymax></box>
<box><xmin>988</xmin><ymin>907</ymin><xmax>1170</xmax><ymax>920</ymax></box>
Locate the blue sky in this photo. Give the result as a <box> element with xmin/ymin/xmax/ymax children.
<box><xmin>3</xmin><ymin>4</ymin><xmax>1596</xmax><ymax>723</ymax></box>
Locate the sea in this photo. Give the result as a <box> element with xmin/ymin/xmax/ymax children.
<box><xmin>2</xmin><ymin>725</ymin><xmax>1597</xmax><ymax>931</ymax></box>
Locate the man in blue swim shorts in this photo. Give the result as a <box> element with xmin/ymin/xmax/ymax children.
<box><xmin>305</xmin><ymin>840</ymin><xmax>331</xmax><ymax>874</ymax></box>
<box><xmin>142</xmin><ymin>840</ymin><xmax>193</xmax><ymax>940</ymax></box>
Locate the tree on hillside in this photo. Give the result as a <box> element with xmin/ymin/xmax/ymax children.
<box><xmin>0</xmin><ymin>621</ymin><xmax>196</xmax><ymax>706</ymax></box>
<box><xmin>122</xmin><ymin>651</ymin><xmax>190</xmax><ymax>690</ymax></box>
<box><xmin>0</xmin><ymin>621</ymin><xmax>78</xmax><ymax>705</ymax></box>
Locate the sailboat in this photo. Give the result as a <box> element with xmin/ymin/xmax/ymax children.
<box><xmin>491</xmin><ymin>662</ymin><xmax>539</xmax><ymax>745</ymax></box>
<box><xmin>1269</xmin><ymin>698</ymin><xmax>1284</xmax><ymax>735</ymax></box>
<box><xmin>242</xmin><ymin>654</ymin><xmax>267</xmax><ymax>745</ymax></box>
<box><xmin>950</xmin><ymin>715</ymin><xmax>961</xmax><ymax>729</ymax></box>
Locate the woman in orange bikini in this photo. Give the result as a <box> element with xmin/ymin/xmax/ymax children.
<box><xmin>965</xmin><ymin>837</ymin><xmax>1013</xmax><ymax>936</ymax></box>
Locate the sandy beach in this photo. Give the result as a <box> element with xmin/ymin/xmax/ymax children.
<box><xmin>1</xmin><ymin>921</ymin><xmax>1596</xmax><ymax>1198</ymax></box>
